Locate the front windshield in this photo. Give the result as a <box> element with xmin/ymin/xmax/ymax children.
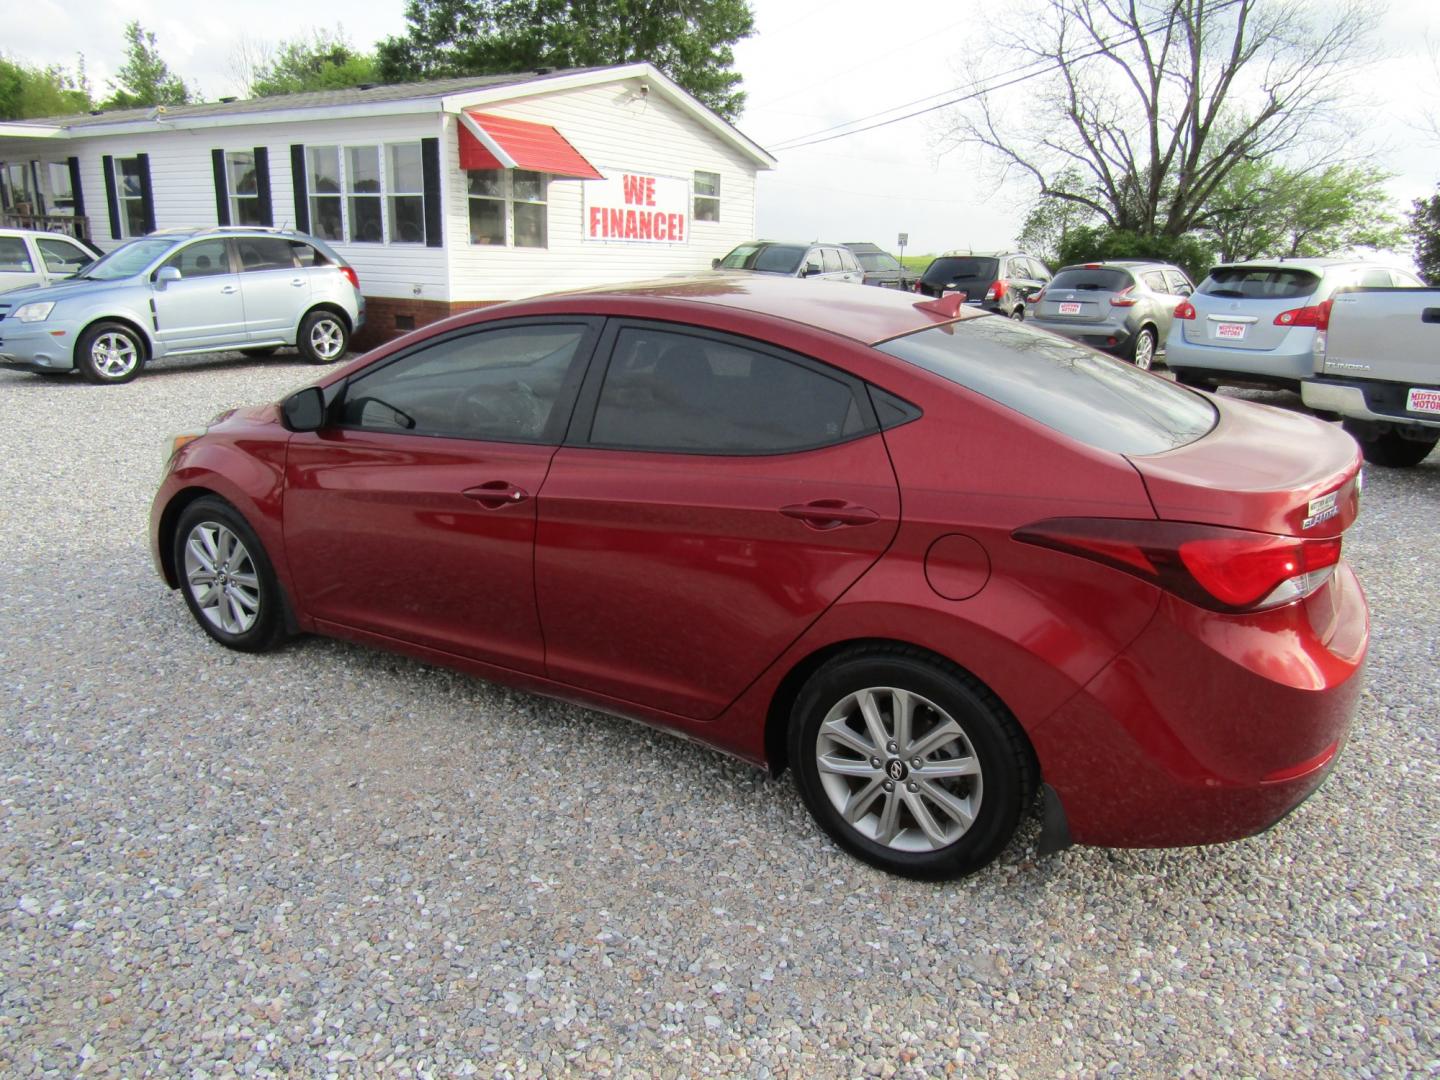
<box><xmin>79</xmin><ymin>238</ymin><xmax>179</xmax><ymax>281</ymax></box>
<box><xmin>719</xmin><ymin>243</ymin><xmax>806</xmax><ymax>274</ymax></box>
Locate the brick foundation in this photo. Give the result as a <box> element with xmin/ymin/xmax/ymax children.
<box><xmin>352</xmin><ymin>296</ymin><xmax>505</xmax><ymax>350</ymax></box>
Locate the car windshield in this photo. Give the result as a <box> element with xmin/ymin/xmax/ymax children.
<box><xmin>855</xmin><ymin>252</ymin><xmax>900</xmax><ymax>272</ymax></box>
<box><xmin>1048</xmin><ymin>268</ymin><xmax>1132</xmax><ymax>292</ymax></box>
<box><xmin>719</xmin><ymin>243</ymin><xmax>807</xmax><ymax>274</ymax></box>
<box><xmin>877</xmin><ymin>317</ymin><xmax>1216</xmax><ymax>455</ymax></box>
<box><xmin>923</xmin><ymin>257</ymin><xmax>999</xmax><ymax>285</ymax></box>
<box><xmin>78</xmin><ymin>238</ymin><xmax>178</xmax><ymax>281</ymax></box>
<box><xmin>1198</xmin><ymin>267</ymin><xmax>1322</xmax><ymax>300</ymax></box>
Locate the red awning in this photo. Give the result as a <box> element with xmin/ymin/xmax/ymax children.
<box><xmin>457</xmin><ymin>111</ymin><xmax>603</xmax><ymax>179</ymax></box>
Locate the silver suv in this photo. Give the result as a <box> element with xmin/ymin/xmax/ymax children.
<box><xmin>1027</xmin><ymin>261</ymin><xmax>1194</xmax><ymax>370</ymax></box>
<box><xmin>0</xmin><ymin>226</ymin><xmax>365</xmax><ymax>384</ymax></box>
<box><xmin>1165</xmin><ymin>259</ymin><xmax>1424</xmax><ymax>390</ymax></box>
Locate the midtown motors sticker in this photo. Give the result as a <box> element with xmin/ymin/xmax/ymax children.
<box><xmin>1303</xmin><ymin>490</ymin><xmax>1340</xmax><ymax>530</ymax></box>
<box><xmin>583</xmin><ymin>171</ymin><xmax>690</xmax><ymax>244</ymax></box>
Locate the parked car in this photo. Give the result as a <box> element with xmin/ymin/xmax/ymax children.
<box><xmin>913</xmin><ymin>251</ymin><xmax>1051</xmax><ymax>319</ymax></box>
<box><xmin>0</xmin><ymin>227</ymin><xmax>101</xmax><ymax>293</ymax></box>
<box><xmin>713</xmin><ymin>241</ymin><xmax>863</xmax><ymax>283</ymax></box>
<box><xmin>842</xmin><ymin>242</ymin><xmax>916</xmax><ymax>290</ymax></box>
<box><xmin>0</xmin><ymin>226</ymin><xmax>364</xmax><ymax>384</ymax></box>
<box><xmin>152</xmin><ymin>275</ymin><xmax>1368</xmax><ymax>880</ymax></box>
<box><xmin>1166</xmin><ymin>259</ymin><xmax>1424</xmax><ymax>390</ymax></box>
<box><xmin>1027</xmin><ymin>261</ymin><xmax>1193</xmax><ymax>370</ymax></box>
<box><xmin>1301</xmin><ymin>285</ymin><xmax>1440</xmax><ymax>467</ymax></box>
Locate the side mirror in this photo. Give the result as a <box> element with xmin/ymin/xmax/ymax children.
<box><xmin>804</xmin><ymin>262</ymin><xmax>822</xmax><ymax>277</ymax></box>
<box><xmin>711</xmin><ymin>257</ymin><xmax>721</xmax><ymax>270</ymax></box>
<box><xmin>281</xmin><ymin>386</ymin><xmax>326</xmax><ymax>432</ymax></box>
<box><xmin>155</xmin><ymin>265</ymin><xmax>182</xmax><ymax>286</ymax></box>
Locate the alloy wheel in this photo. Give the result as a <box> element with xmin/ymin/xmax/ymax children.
<box><xmin>309</xmin><ymin>318</ymin><xmax>346</xmax><ymax>360</ymax></box>
<box><xmin>1133</xmin><ymin>330</ymin><xmax>1155</xmax><ymax>370</ymax></box>
<box><xmin>91</xmin><ymin>333</ymin><xmax>139</xmax><ymax>379</ymax></box>
<box><xmin>182</xmin><ymin>521</ymin><xmax>262</xmax><ymax>635</ymax></box>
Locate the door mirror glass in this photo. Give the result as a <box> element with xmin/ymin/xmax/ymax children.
<box><xmin>282</xmin><ymin>386</ymin><xmax>326</xmax><ymax>432</ymax></box>
<box><xmin>155</xmin><ymin>265</ymin><xmax>182</xmax><ymax>285</ymax></box>
<box><xmin>804</xmin><ymin>261</ymin><xmax>822</xmax><ymax>277</ymax></box>
<box><xmin>711</xmin><ymin>257</ymin><xmax>721</xmax><ymax>270</ymax></box>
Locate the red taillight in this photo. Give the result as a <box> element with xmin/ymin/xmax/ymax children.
<box><xmin>914</xmin><ymin>281</ymin><xmax>923</xmax><ymax>293</ymax></box>
<box><xmin>1031</xmin><ymin>288</ymin><xmax>1046</xmax><ymax>304</ymax></box>
<box><xmin>1013</xmin><ymin>518</ymin><xmax>1343</xmax><ymax>612</ymax></box>
<box><xmin>340</xmin><ymin>265</ymin><xmax>360</xmax><ymax>291</ymax></box>
<box><xmin>985</xmin><ymin>278</ymin><xmax>1008</xmax><ymax>301</ymax></box>
<box><xmin>1109</xmin><ymin>285</ymin><xmax>1138</xmax><ymax>307</ymax></box>
<box><xmin>1274</xmin><ymin>299</ymin><xmax>1330</xmax><ymax>329</ymax></box>
<box><xmin>1174</xmin><ymin>300</ymin><xmax>1196</xmax><ymax>320</ymax></box>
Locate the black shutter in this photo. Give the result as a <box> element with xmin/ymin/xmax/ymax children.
<box><xmin>30</xmin><ymin>162</ymin><xmax>46</xmax><ymax>215</ymax></box>
<box><xmin>211</xmin><ymin>149</ymin><xmax>230</xmax><ymax>226</ymax></box>
<box><xmin>67</xmin><ymin>157</ymin><xmax>85</xmax><ymax>220</ymax></box>
<box><xmin>290</xmin><ymin>144</ymin><xmax>309</xmax><ymax>233</ymax></box>
<box><xmin>136</xmin><ymin>153</ymin><xmax>156</xmax><ymax>234</ymax></box>
<box><xmin>0</xmin><ymin>165</ymin><xmax>9</xmax><ymax>210</ymax></box>
<box><xmin>421</xmin><ymin>137</ymin><xmax>442</xmax><ymax>248</ymax></box>
<box><xmin>101</xmin><ymin>155</ymin><xmax>121</xmax><ymax>239</ymax></box>
<box><xmin>254</xmin><ymin>146</ymin><xmax>273</xmax><ymax>227</ymax></box>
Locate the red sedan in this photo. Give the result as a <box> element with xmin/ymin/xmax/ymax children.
<box><xmin>151</xmin><ymin>276</ymin><xmax>1368</xmax><ymax>879</ymax></box>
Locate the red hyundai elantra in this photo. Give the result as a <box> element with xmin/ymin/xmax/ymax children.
<box><xmin>151</xmin><ymin>276</ymin><xmax>1368</xmax><ymax>879</ymax></box>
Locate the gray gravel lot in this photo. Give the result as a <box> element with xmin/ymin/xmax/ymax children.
<box><xmin>1</xmin><ymin>352</ymin><xmax>1436</xmax><ymax>1077</ymax></box>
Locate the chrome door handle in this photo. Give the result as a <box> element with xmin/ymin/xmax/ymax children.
<box><xmin>220</xmin><ymin>285</ymin><xmax>238</xmax><ymax>295</ymax></box>
<box><xmin>291</xmin><ymin>278</ymin><xmax>305</xmax><ymax>287</ymax></box>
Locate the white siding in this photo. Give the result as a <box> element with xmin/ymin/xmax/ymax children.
<box><xmin>445</xmin><ymin>79</ymin><xmax>760</xmax><ymax>302</ymax></box>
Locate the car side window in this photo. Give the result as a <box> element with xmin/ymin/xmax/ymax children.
<box><xmin>588</xmin><ymin>327</ymin><xmax>873</xmax><ymax>455</ymax></box>
<box><xmin>235</xmin><ymin>237</ymin><xmax>296</xmax><ymax>272</ymax></box>
<box><xmin>839</xmin><ymin>249</ymin><xmax>860</xmax><ymax>272</ymax></box>
<box><xmin>1165</xmin><ymin>270</ymin><xmax>1193</xmax><ymax>296</ymax></box>
<box><xmin>36</xmin><ymin>237</ymin><xmax>93</xmax><ymax>274</ymax></box>
<box><xmin>289</xmin><ymin>241</ymin><xmax>329</xmax><ymax>267</ymax></box>
<box><xmin>1391</xmin><ymin>269</ymin><xmax>1423</xmax><ymax>287</ymax></box>
<box><xmin>0</xmin><ymin>236</ymin><xmax>35</xmax><ymax>272</ymax></box>
<box><xmin>822</xmin><ymin>248</ymin><xmax>843</xmax><ymax>274</ymax></box>
<box><xmin>163</xmin><ymin>239</ymin><xmax>230</xmax><ymax>278</ymax></box>
<box><xmin>1142</xmin><ymin>270</ymin><xmax>1169</xmax><ymax>292</ymax></box>
<box><xmin>1357</xmin><ymin>268</ymin><xmax>1393</xmax><ymax>288</ymax></box>
<box><xmin>339</xmin><ymin>323</ymin><xmax>590</xmax><ymax>444</ymax></box>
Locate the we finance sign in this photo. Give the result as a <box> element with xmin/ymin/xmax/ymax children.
<box><xmin>584</xmin><ymin>172</ymin><xmax>689</xmax><ymax>244</ymax></box>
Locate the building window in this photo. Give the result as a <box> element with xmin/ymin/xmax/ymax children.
<box><xmin>306</xmin><ymin>147</ymin><xmax>342</xmax><ymax>242</ymax></box>
<box><xmin>226</xmin><ymin>151</ymin><xmax>263</xmax><ymax>226</ymax></box>
<box><xmin>467</xmin><ymin>169</ymin><xmax>549</xmax><ymax>248</ymax></box>
<box><xmin>117</xmin><ymin>157</ymin><xmax>147</xmax><ymax>237</ymax></box>
<box><xmin>4</xmin><ymin>162</ymin><xmax>33</xmax><ymax>212</ymax></box>
<box><xmin>694</xmin><ymin>171</ymin><xmax>720</xmax><ymax>222</ymax></box>
<box><xmin>346</xmin><ymin>145</ymin><xmax>382</xmax><ymax>243</ymax></box>
<box><xmin>46</xmin><ymin>162</ymin><xmax>75</xmax><ymax>214</ymax></box>
<box><xmin>387</xmin><ymin>144</ymin><xmax>425</xmax><ymax>244</ymax></box>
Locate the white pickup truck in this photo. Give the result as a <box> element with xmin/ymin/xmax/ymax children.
<box><xmin>1301</xmin><ymin>287</ymin><xmax>1440</xmax><ymax>467</ymax></box>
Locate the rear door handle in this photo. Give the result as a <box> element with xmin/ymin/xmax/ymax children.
<box><xmin>291</xmin><ymin>278</ymin><xmax>306</xmax><ymax>287</ymax></box>
<box><xmin>220</xmin><ymin>285</ymin><xmax>238</xmax><ymax>295</ymax></box>
<box><xmin>780</xmin><ymin>500</ymin><xmax>879</xmax><ymax>529</ymax></box>
<box><xmin>463</xmin><ymin>481</ymin><xmax>530</xmax><ymax>509</ymax></box>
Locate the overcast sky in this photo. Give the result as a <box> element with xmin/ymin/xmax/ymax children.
<box><xmin>10</xmin><ymin>0</ymin><xmax>1439</xmax><ymax>254</ymax></box>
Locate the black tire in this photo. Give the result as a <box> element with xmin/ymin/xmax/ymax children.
<box><xmin>76</xmin><ymin>321</ymin><xmax>145</xmax><ymax>384</ymax></box>
<box><xmin>240</xmin><ymin>346</ymin><xmax>280</xmax><ymax>358</ymax></box>
<box><xmin>788</xmin><ymin>646</ymin><xmax>1035</xmax><ymax>880</ymax></box>
<box><xmin>173</xmin><ymin>497</ymin><xmax>288</xmax><ymax>652</ymax></box>
<box><xmin>1009</xmin><ymin>306</ymin><xmax>1025</xmax><ymax>321</ymax></box>
<box><xmin>1344</xmin><ymin>421</ymin><xmax>1438</xmax><ymax>467</ymax></box>
<box><xmin>297</xmin><ymin>309</ymin><xmax>350</xmax><ymax>364</ymax></box>
<box><xmin>1129</xmin><ymin>326</ymin><xmax>1157</xmax><ymax>370</ymax></box>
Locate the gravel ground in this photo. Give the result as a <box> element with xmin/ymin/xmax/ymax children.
<box><xmin>0</xmin><ymin>352</ymin><xmax>1436</xmax><ymax>1077</ymax></box>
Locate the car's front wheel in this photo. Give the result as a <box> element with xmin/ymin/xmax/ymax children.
<box><xmin>298</xmin><ymin>309</ymin><xmax>349</xmax><ymax>364</ymax></box>
<box><xmin>77</xmin><ymin>321</ymin><xmax>145</xmax><ymax>384</ymax></box>
<box><xmin>173</xmin><ymin>498</ymin><xmax>288</xmax><ymax>652</ymax></box>
<box><xmin>788</xmin><ymin>647</ymin><xmax>1035</xmax><ymax>879</ymax></box>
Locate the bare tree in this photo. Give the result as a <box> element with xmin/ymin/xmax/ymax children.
<box><xmin>940</xmin><ymin>0</ymin><xmax>1377</xmax><ymax>238</ymax></box>
<box><xmin>228</xmin><ymin>36</ymin><xmax>276</xmax><ymax>98</ymax></box>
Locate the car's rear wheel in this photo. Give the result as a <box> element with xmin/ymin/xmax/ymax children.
<box><xmin>240</xmin><ymin>346</ymin><xmax>279</xmax><ymax>358</ymax></box>
<box><xmin>173</xmin><ymin>498</ymin><xmax>287</xmax><ymax>652</ymax></box>
<box><xmin>298</xmin><ymin>310</ymin><xmax>349</xmax><ymax>364</ymax></box>
<box><xmin>1130</xmin><ymin>326</ymin><xmax>1157</xmax><ymax>370</ymax></box>
<box><xmin>1344</xmin><ymin>421</ymin><xmax>1438</xmax><ymax>468</ymax></box>
<box><xmin>1175</xmin><ymin>370</ymin><xmax>1214</xmax><ymax>390</ymax></box>
<box><xmin>1009</xmin><ymin>307</ymin><xmax>1025</xmax><ymax>321</ymax></box>
<box><xmin>77</xmin><ymin>322</ymin><xmax>145</xmax><ymax>384</ymax></box>
<box><xmin>788</xmin><ymin>647</ymin><xmax>1034</xmax><ymax>880</ymax></box>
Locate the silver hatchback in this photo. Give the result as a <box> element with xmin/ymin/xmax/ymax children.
<box><xmin>1028</xmin><ymin>261</ymin><xmax>1193</xmax><ymax>370</ymax></box>
<box><xmin>0</xmin><ymin>227</ymin><xmax>365</xmax><ymax>384</ymax></box>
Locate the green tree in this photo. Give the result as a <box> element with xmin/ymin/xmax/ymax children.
<box><xmin>1202</xmin><ymin>161</ymin><xmax>1401</xmax><ymax>262</ymax></box>
<box><xmin>1016</xmin><ymin>168</ymin><xmax>1098</xmax><ymax>266</ymax></box>
<box><xmin>0</xmin><ymin>54</ymin><xmax>91</xmax><ymax>119</ymax></box>
<box><xmin>1410</xmin><ymin>186</ymin><xmax>1440</xmax><ymax>284</ymax></box>
<box><xmin>248</xmin><ymin>29</ymin><xmax>376</xmax><ymax>97</ymax></box>
<box><xmin>376</xmin><ymin>0</ymin><xmax>755</xmax><ymax>121</ymax></box>
<box><xmin>1056</xmin><ymin>226</ymin><xmax>1215</xmax><ymax>282</ymax></box>
<box><xmin>104</xmin><ymin>21</ymin><xmax>190</xmax><ymax>109</ymax></box>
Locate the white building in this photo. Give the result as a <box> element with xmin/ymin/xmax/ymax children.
<box><xmin>0</xmin><ymin>64</ymin><xmax>775</xmax><ymax>344</ymax></box>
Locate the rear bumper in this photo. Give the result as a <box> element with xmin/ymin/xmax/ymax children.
<box><xmin>1302</xmin><ymin>378</ymin><xmax>1440</xmax><ymax>431</ymax></box>
<box><xmin>1030</xmin><ymin>562</ymin><xmax>1368</xmax><ymax>848</ymax></box>
<box><xmin>1028</xmin><ymin>317</ymin><xmax>1135</xmax><ymax>354</ymax></box>
<box><xmin>1165</xmin><ymin>332</ymin><xmax>1313</xmax><ymax>384</ymax></box>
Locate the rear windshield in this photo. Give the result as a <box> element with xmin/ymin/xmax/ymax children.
<box><xmin>719</xmin><ymin>243</ymin><xmax>805</xmax><ymax>274</ymax></box>
<box><xmin>877</xmin><ymin>318</ymin><xmax>1216</xmax><ymax>455</ymax></box>
<box><xmin>855</xmin><ymin>252</ymin><xmax>900</xmax><ymax>272</ymax></box>
<box><xmin>1198</xmin><ymin>266</ymin><xmax>1321</xmax><ymax>300</ymax></box>
<box><xmin>1048</xmin><ymin>267</ymin><xmax>1132</xmax><ymax>292</ymax></box>
<box><xmin>922</xmin><ymin>257</ymin><xmax>998</xmax><ymax>285</ymax></box>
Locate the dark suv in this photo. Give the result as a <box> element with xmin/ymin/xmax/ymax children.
<box><xmin>842</xmin><ymin>243</ymin><xmax>915</xmax><ymax>290</ymax></box>
<box><xmin>914</xmin><ymin>251</ymin><xmax>1052</xmax><ymax>319</ymax></box>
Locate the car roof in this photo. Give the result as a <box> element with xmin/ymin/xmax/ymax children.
<box><xmin>937</xmin><ymin>250</ymin><xmax>1009</xmax><ymax>258</ymax></box>
<box><xmin>483</xmin><ymin>273</ymin><xmax>988</xmax><ymax>346</ymax></box>
<box><xmin>147</xmin><ymin>226</ymin><xmax>314</xmax><ymax>241</ymax></box>
<box><xmin>1208</xmin><ymin>258</ymin><xmax>1384</xmax><ymax>271</ymax></box>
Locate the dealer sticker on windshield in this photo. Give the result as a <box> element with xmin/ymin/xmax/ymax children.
<box><xmin>1407</xmin><ymin>387</ymin><xmax>1440</xmax><ymax>415</ymax></box>
<box><xmin>1303</xmin><ymin>491</ymin><xmax>1340</xmax><ymax>530</ymax></box>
